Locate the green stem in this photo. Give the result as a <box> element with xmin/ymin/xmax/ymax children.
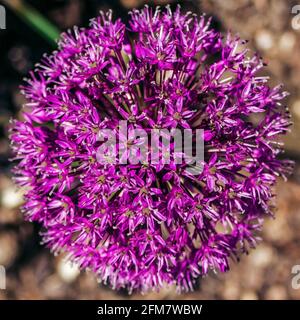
<box><xmin>2</xmin><ymin>0</ymin><xmax>60</xmax><ymax>45</ymax></box>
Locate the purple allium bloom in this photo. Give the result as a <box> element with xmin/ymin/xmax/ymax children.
<box><xmin>10</xmin><ymin>6</ymin><xmax>293</xmax><ymax>293</ymax></box>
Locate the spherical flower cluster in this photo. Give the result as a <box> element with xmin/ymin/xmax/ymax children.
<box><xmin>10</xmin><ymin>6</ymin><xmax>293</xmax><ymax>292</ymax></box>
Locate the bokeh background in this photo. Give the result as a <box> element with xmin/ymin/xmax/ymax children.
<box><xmin>1</xmin><ymin>0</ymin><xmax>300</xmax><ymax>300</ymax></box>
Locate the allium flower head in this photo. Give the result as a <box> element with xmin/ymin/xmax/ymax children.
<box><xmin>10</xmin><ymin>5</ymin><xmax>293</xmax><ymax>293</ymax></box>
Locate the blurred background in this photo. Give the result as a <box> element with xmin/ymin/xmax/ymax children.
<box><xmin>1</xmin><ymin>0</ymin><xmax>300</xmax><ymax>300</ymax></box>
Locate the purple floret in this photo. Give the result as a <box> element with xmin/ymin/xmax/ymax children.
<box><xmin>10</xmin><ymin>5</ymin><xmax>293</xmax><ymax>293</ymax></box>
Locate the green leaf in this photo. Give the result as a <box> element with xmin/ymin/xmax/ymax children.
<box><xmin>2</xmin><ymin>0</ymin><xmax>60</xmax><ymax>45</ymax></box>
